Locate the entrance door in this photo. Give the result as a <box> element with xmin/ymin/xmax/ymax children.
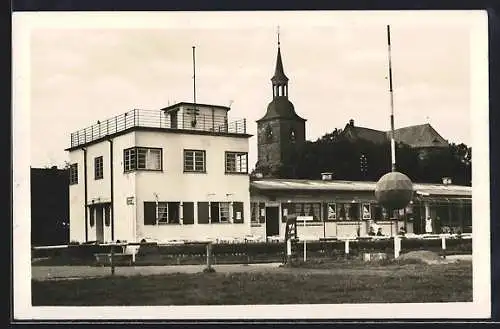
<box><xmin>265</xmin><ymin>206</ymin><xmax>280</xmax><ymax>237</ymax></box>
<box><xmin>95</xmin><ymin>206</ymin><xmax>104</xmax><ymax>243</ymax></box>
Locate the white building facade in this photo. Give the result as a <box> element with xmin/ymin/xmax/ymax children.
<box><xmin>67</xmin><ymin>102</ymin><xmax>252</xmax><ymax>243</ymax></box>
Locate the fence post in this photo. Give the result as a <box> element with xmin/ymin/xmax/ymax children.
<box><xmin>441</xmin><ymin>235</ymin><xmax>447</xmax><ymax>259</ymax></box>
<box><xmin>303</xmin><ymin>239</ymin><xmax>307</xmax><ymax>262</ymax></box>
<box><xmin>245</xmin><ymin>239</ymin><xmax>250</xmax><ymax>265</ymax></box>
<box><xmin>206</xmin><ymin>242</ymin><xmax>213</xmax><ymax>270</ymax></box>
<box><xmin>286</xmin><ymin>238</ymin><xmax>292</xmax><ymax>264</ymax></box>
<box><xmin>110</xmin><ymin>244</ymin><xmax>115</xmax><ymax>276</ymax></box>
<box><xmin>394</xmin><ymin>236</ymin><xmax>401</xmax><ymax>259</ymax></box>
<box><xmin>344</xmin><ymin>239</ymin><xmax>350</xmax><ymax>256</ymax></box>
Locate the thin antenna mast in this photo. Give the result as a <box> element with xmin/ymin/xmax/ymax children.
<box><xmin>387</xmin><ymin>25</ymin><xmax>396</xmax><ymax>172</ymax></box>
<box><xmin>191</xmin><ymin>46</ymin><xmax>198</xmax><ymax>127</ymax></box>
<box><xmin>192</xmin><ymin>46</ymin><xmax>197</xmax><ymax>106</ymax></box>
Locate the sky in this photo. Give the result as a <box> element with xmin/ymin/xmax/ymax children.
<box><xmin>25</xmin><ymin>11</ymin><xmax>477</xmax><ymax>170</ymax></box>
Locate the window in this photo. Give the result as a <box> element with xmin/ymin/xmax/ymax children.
<box><xmin>124</xmin><ymin>147</ymin><xmax>162</xmax><ymax>172</ymax></box>
<box><xmin>283</xmin><ymin>202</ymin><xmax>322</xmax><ymax>221</ymax></box>
<box><xmin>94</xmin><ymin>156</ymin><xmax>103</xmax><ymax>180</ymax></box>
<box><xmin>211</xmin><ymin>202</ymin><xmax>230</xmax><ymax>223</ymax></box>
<box><xmin>326</xmin><ymin>203</ymin><xmax>337</xmax><ymax>220</ymax></box>
<box><xmin>225</xmin><ymin>152</ymin><xmax>248</xmax><ymax>174</ymax></box>
<box><xmin>143</xmin><ymin>201</ymin><xmax>180</xmax><ymax>225</ymax></box>
<box><xmin>184</xmin><ymin>150</ymin><xmax>206</xmax><ymax>172</ymax></box>
<box><xmin>362</xmin><ymin>203</ymin><xmax>371</xmax><ymax>220</ymax></box>
<box><xmin>198</xmin><ymin>201</ymin><xmax>241</xmax><ymax>224</ymax></box>
<box><xmin>156</xmin><ymin>202</ymin><xmax>180</xmax><ymax>224</ymax></box>
<box><xmin>69</xmin><ymin>163</ymin><xmax>78</xmax><ymax>185</ymax></box>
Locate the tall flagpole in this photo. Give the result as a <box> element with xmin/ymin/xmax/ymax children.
<box><xmin>387</xmin><ymin>25</ymin><xmax>396</xmax><ymax>172</ymax></box>
<box><xmin>192</xmin><ymin>46</ymin><xmax>197</xmax><ymax>106</ymax></box>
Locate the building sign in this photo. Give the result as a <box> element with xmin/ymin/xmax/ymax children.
<box><xmin>126</xmin><ymin>197</ymin><xmax>135</xmax><ymax>205</ymax></box>
<box><xmin>362</xmin><ymin>203</ymin><xmax>371</xmax><ymax>220</ymax></box>
<box><xmin>236</xmin><ymin>211</ymin><xmax>242</xmax><ymax>220</ymax></box>
<box><xmin>285</xmin><ymin>216</ymin><xmax>297</xmax><ymax>241</ymax></box>
<box><xmin>297</xmin><ymin>216</ymin><xmax>313</xmax><ymax>222</ymax></box>
<box><xmin>327</xmin><ymin>203</ymin><xmax>337</xmax><ymax>220</ymax></box>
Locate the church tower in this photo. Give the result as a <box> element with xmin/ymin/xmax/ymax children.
<box><xmin>256</xmin><ymin>30</ymin><xmax>306</xmax><ymax>178</ymax></box>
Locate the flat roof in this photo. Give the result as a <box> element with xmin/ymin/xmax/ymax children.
<box><xmin>250</xmin><ymin>178</ymin><xmax>471</xmax><ymax>197</ymax></box>
<box><xmin>160</xmin><ymin>102</ymin><xmax>231</xmax><ymax>112</ymax></box>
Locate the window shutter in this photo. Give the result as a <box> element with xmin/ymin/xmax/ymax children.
<box><xmin>233</xmin><ymin>202</ymin><xmax>244</xmax><ymax>223</ymax></box>
<box><xmin>144</xmin><ymin>202</ymin><xmax>156</xmax><ymax>225</ymax></box>
<box><xmin>259</xmin><ymin>202</ymin><xmax>266</xmax><ymax>223</ymax></box>
<box><xmin>183</xmin><ymin>202</ymin><xmax>194</xmax><ymax>224</ymax></box>
<box><xmin>104</xmin><ymin>205</ymin><xmax>111</xmax><ymax>226</ymax></box>
<box><xmin>89</xmin><ymin>207</ymin><xmax>95</xmax><ymax>227</ymax></box>
<box><xmin>197</xmin><ymin>202</ymin><xmax>209</xmax><ymax>224</ymax></box>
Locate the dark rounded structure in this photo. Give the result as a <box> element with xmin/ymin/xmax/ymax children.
<box><xmin>375</xmin><ymin>171</ymin><xmax>414</xmax><ymax>210</ymax></box>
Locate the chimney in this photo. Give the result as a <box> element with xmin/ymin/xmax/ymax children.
<box><xmin>349</xmin><ymin>119</ymin><xmax>354</xmax><ymax>127</ymax></box>
<box><xmin>442</xmin><ymin>177</ymin><xmax>452</xmax><ymax>185</ymax></box>
<box><xmin>321</xmin><ymin>172</ymin><xmax>333</xmax><ymax>181</ymax></box>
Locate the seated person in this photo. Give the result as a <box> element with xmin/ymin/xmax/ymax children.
<box><xmin>376</xmin><ymin>228</ymin><xmax>384</xmax><ymax>236</ymax></box>
<box><xmin>399</xmin><ymin>227</ymin><xmax>406</xmax><ymax>236</ymax></box>
<box><xmin>368</xmin><ymin>226</ymin><xmax>376</xmax><ymax>236</ymax></box>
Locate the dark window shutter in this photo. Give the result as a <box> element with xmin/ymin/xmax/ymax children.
<box><xmin>233</xmin><ymin>202</ymin><xmax>244</xmax><ymax>223</ymax></box>
<box><xmin>183</xmin><ymin>202</ymin><xmax>194</xmax><ymax>224</ymax></box>
<box><xmin>104</xmin><ymin>205</ymin><xmax>111</xmax><ymax>227</ymax></box>
<box><xmin>323</xmin><ymin>203</ymin><xmax>329</xmax><ymax>221</ymax></box>
<box><xmin>259</xmin><ymin>202</ymin><xmax>266</xmax><ymax>223</ymax></box>
<box><xmin>144</xmin><ymin>202</ymin><xmax>156</xmax><ymax>225</ymax></box>
<box><xmin>197</xmin><ymin>202</ymin><xmax>209</xmax><ymax>224</ymax></box>
<box><xmin>89</xmin><ymin>207</ymin><xmax>95</xmax><ymax>227</ymax></box>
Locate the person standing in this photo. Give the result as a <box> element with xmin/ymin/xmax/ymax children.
<box><xmin>425</xmin><ymin>216</ymin><xmax>433</xmax><ymax>234</ymax></box>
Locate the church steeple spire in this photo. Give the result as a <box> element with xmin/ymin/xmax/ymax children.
<box><xmin>271</xmin><ymin>26</ymin><xmax>289</xmax><ymax>98</ymax></box>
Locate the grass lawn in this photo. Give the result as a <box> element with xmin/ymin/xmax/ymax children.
<box><xmin>32</xmin><ymin>260</ymin><xmax>472</xmax><ymax>306</ymax></box>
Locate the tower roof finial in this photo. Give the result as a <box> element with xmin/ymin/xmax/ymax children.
<box><xmin>277</xmin><ymin>25</ymin><xmax>280</xmax><ymax>47</ymax></box>
<box><xmin>271</xmin><ymin>25</ymin><xmax>288</xmax><ymax>85</ymax></box>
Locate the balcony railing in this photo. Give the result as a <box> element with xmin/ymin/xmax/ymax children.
<box><xmin>69</xmin><ymin>109</ymin><xmax>247</xmax><ymax>148</ymax></box>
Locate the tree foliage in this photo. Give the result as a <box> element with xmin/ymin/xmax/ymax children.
<box><xmin>274</xmin><ymin>129</ymin><xmax>472</xmax><ymax>185</ymax></box>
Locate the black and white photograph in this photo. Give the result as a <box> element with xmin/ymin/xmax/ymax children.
<box><xmin>12</xmin><ymin>10</ymin><xmax>490</xmax><ymax>320</ymax></box>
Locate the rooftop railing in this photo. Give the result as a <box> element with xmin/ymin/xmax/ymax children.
<box><xmin>70</xmin><ymin>109</ymin><xmax>247</xmax><ymax>148</ymax></box>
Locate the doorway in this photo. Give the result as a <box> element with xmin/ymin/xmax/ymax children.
<box><xmin>95</xmin><ymin>206</ymin><xmax>104</xmax><ymax>243</ymax></box>
<box><xmin>265</xmin><ymin>206</ymin><xmax>280</xmax><ymax>237</ymax></box>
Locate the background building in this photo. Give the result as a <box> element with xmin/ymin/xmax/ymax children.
<box><xmin>31</xmin><ymin>167</ymin><xmax>69</xmax><ymax>246</ymax></box>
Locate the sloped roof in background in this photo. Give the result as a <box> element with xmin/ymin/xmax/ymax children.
<box><xmin>250</xmin><ymin>179</ymin><xmax>471</xmax><ymax>197</ymax></box>
<box><xmin>389</xmin><ymin>123</ymin><xmax>448</xmax><ymax>148</ymax></box>
<box><xmin>343</xmin><ymin>126</ymin><xmax>388</xmax><ymax>144</ymax></box>
<box><xmin>341</xmin><ymin>122</ymin><xmax>449</xmax><ymax>148</ymax></box>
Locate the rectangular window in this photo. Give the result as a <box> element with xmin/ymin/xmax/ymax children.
<box><xmin>69</xmin><ymin>163</ymin><xmax>78</xmax><ymax>185</ymax></box>
<box><xmin>210</xmin><ymin>202</ymin><xmax>230</xmax><ymax>223</ymax></box>
<box><xmin>362</xmin><ymin>203</ymin><xmax>371</xmax><ymax>220</ymax></box>
<box><xmin>286</xmin><ymin>203</ymin><xmax>322</xmax><ymax>221</ymax></box>
<box><xmin>144</xmin><ymin>201</ymin><xmax>181</xmax><ymax>225</ymax></box>
<box><xmin>157</xmin><ymin>202</ymin><xmax>180</xmax><ymax>224</ymax></box>
<box><xmin>225</xmin><ymin>152</ymin><xmax>248</xmax><ymax>174</ymax></box>
<box><xmin>326</xmin><ymin>203</ymin><xmax>337</xmax><ymax>221</ymax></box>
<box><xmin>94</xmin><ymin>156</ymin><xmax>104</xmax><ymax>180</ymax></box>
<box><xmin>184</xmin><ymin>150</ymin><xmax>206</xmax><ymax>172</ymax></box>
<box><xmin>124</xmin><ymin>147</ymin><xmax>162</xmax><ymax>172</ymax></box>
